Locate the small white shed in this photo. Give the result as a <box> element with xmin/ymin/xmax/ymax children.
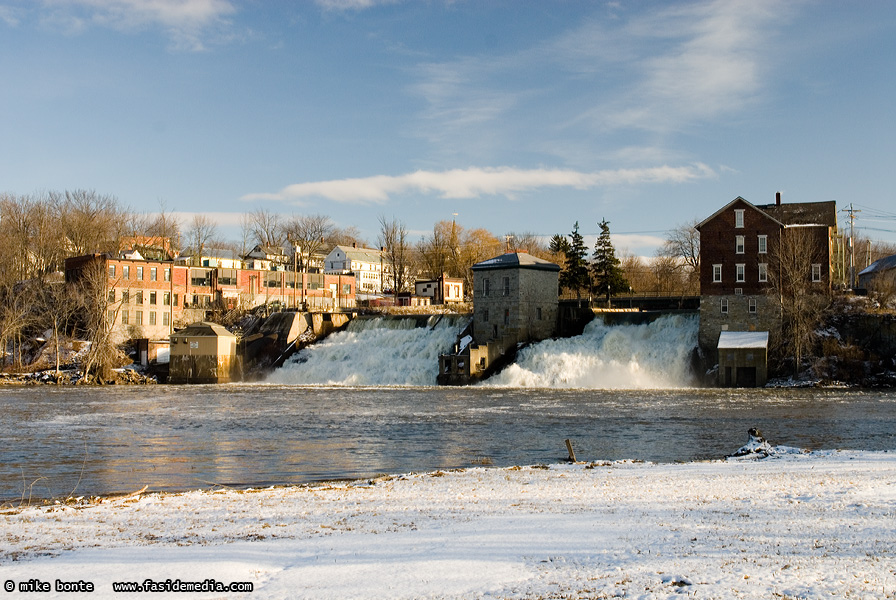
<box><xmin>718</xmin><ymin>331</ymin><xmax>769</xmax><ymax>387</ymax></box>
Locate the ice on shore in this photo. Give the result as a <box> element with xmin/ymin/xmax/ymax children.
<box><xmin>1</xmin><ymin>450</ymin><xmax>895</xmax><ymax>599</ymax></box>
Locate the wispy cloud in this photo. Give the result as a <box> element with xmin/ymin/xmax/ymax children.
<box><xmin>39</xmin><ymin>0</ymin><xmax>237</xmax><ymax>50</ymax></box>
<box><xmin>242</xmin><ymin>164</ymin><xmax>715</xmax><ymax>205</ymax></box>
<box><xmin>314</xmin><ymin>0</ymin><xmax>402</xmax><ymax>10</ymax></box>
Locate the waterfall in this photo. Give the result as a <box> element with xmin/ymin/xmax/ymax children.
<box><xmin>484</xmin><ymin>314</ymin><xmax>699</xmax><ymax>389</ymax></box>
<box><xmin>267</xmin><ymin>315</ymin><xmax>468</xmax><ymax>386</ymax></box>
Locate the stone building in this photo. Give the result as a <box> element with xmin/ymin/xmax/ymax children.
<box><xmin>696</xmin><ymin>193</ymin><xmax>839</xmax><ymax>372</ymax></box>
<box><xmin>439</xmin><ymin>252</ymin><xmax>559</xmax><ymax>384</ymax></box>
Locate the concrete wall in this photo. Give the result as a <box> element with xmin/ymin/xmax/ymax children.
<box><xmin>718</xmin><ymin>347</ymin><xmax>768</xmax><ymax>387</ymax></box>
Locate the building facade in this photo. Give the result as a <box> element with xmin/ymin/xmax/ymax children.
<box><xmin>325</xmin><ymin>245</ymin><xmax>393</xmax><ymax>294</ymax></box>
<box><xmin>696</xmin><ymin>194</ymin><xmax>838</xmax><ymax>366</ymax></box>
<box><xmin>415</xmin><ymin>274</ymin><xmax>465</xmax><ymax>304</ymax></box>
<box><xmin>65</xmin><ymin>253</ymin><xmax>356</xmax><ymax>343</ymax></box>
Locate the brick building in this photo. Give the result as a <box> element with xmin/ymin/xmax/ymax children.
<box><xmin>65</xmin><ymin>253</ymin><xmax>356</xmax><ymax>343</ymax></box>
<box><xmin>696</xmin><ymin>194</ymin><xmax>839</xmax><ymax>367</ymax></box>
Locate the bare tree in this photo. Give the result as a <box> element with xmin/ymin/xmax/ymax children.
<box><xmin>73</xmin><ymin>260</ymin><xmax>125</xmax><ymax>382</ymax></box>
<box><xmin>283</xmin><ymin>214</ymin><xmax>334</xmax><ymax>270</ymax></box>
<box><xmin>378</xmin><ymin>215</ymin><xmax>411</xmax><ymax>296</ymax></box>
<box><xmin>185</xmin><ymin>214</ymin><xmax>219</xmax><ymax>265</ymax></box>
<box><xmin>52</xmin><ymin>190</ymin><xmax>124</xmax><ymax>256</ymax></box>
<box><xmin>661</xmin><ymin>219</ymin><xmax>700</xmax><ymax>294</ymax></box>
<box><xmin>247</xmin><ymin>208</ymin><xmax>285</xmax><ymax>248</ymax></box>
<box><xmin>767</xmin><ymin>227</ymin><xmax>831</xmax><ymax>375</ymax></box>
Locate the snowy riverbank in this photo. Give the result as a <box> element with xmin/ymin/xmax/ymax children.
<box><xmin>2</xmin><ymin>450</ymin><xmax>895</xmax><ymax>599</ymax></box>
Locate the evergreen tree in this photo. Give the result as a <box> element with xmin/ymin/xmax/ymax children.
<box><xmin>592</xmin><ymin>219</ymin><xmax>629</xmax><ymax>301</ymax></box>
<box><xmin>562</xmin><ymin>222</ymin><xmax>590</xmax><ymax>303</ymax></box>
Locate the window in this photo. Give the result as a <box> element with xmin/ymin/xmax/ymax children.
<box><xmin>150</xmin><ymin>267</ymin><xmax>157</xmax><ymax>281</ymax></box>
<box><xmin>136</xmin><ymin>267</ymin><xmax>143</xmax><ymax>280</ymax></box>
<box><xmin>736</xmin><ymin>264</ymin><xmax>745</xmax><ymax>283</ymax></box>
<box><xmin>503</xmin><ymin>277</ymin><xmax>510</xmax><ymax>296</ymax></box>
<box><xmin>109</xmin><ymin>265</ymin><xmax>116</xmax><ymax>278</ymax></box>
<box><xmin>504</xmin><ymin>309</ymin><xmax>510</xmax><ymax>325</ymax></box>
<box><xmin>735</xmin><ymin>209</ymin><xmax>744</xmax><ymax>228</ymax></box>
<box><xmin>121</xmin><ymin>310</ymin><xmax>129</xmax><ymax>325</ymax></box>
<box><xmin>163</xmin><ymin>312</ymin><xmax>170</xmax><ymax>327</ymax></box>
<box><xmin>736</xmin><ymin>235</ymin><xmax>745</xmax><ymax>254</ymax></box>
<box><xmin>108</xmin><ymin>290</ymin><xmax>115</xmax><ymax>302</ymax></box>
<box><xmin>758</xmin><ymin>263</ymin><xmax>768</xmax><ymax>282</ymax></box>
<box><xmin>749</xmin><ymin>298</ymin><xmax>757</xmax><ymax>313</ymax></box>
<box><xmin>123</xmin><ymin>265</ymin><xmax>129</xmax><ymax>279</ymax></box>
<box><xmin>484</xmin><ymin>279</ymin><xmax>490</xmax><ymax>297</ymax></box>
<box><xmin>122</xmin><ymin>290</ymin><xmax>130</xmax><ymax>303</ymax></box>
<box><xmin>537</xmin><ymin>307</ymin><xmax>543</xmax><ymax>320</ymax></box>
<box><xmin>758</xmin><ymin>235</ymin><xmax>767</xmax><ymax>254</ymax></box>
<box><xmin>713</xmin><ymin>264</ymin><xmax>722</xmax><ymax>283</ymax></box>
<box><xmin>720</xmin><ymin>298</ymin><xmax>728</xmax><ymax>314</ymax></box>
<box><xmin>149</xmin><ymin>292</ymin><xmax>157</xmax><ymax>305</ymax></box>
<box><xmin>136</xmin><ymin>291</ymin><xmax>143</xmax><ymax>305</ymax></box>
<box><xmin>483</xmin><ymin>308</ymin><xmax>489</xmax><ymax>322</ymax></box>
<box><xmin>135</xmin><ymin>311</ymin><xmax>143</xmax><ymax>325</ymax></box>
<box><xmin>812</xmin><ymin>264</ymin><xmax>822</xmax><ymax>282</ymax></box>
<box><xmin>164</xmin><ymin>268</ymin><xmax>170</xmax><ymax>282</ymax></box>
<box><xmin>149</xmin><ymin>312</ymin><xmax>156</xmax><ymax>326</ymax></box>
<box><xmin>107</xmin><ymin>310</ymin><xmax>115</xmax><ymax>324</ymax></box>
<box><xmin>163</xmin><ymin>292</ymin><xmax>170</xmax><ymax>306</ymax></box>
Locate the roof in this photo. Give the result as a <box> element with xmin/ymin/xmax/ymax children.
<box><xmin>859</xmin><ymin>253</ymin><xmax>896</xmax><ymax>276</ymax></box>
<box><xmin>471</xmin><ymin>252</ymin><xmax>561</xmax><ymax>272</ymax></box>
<box><xmin>331</xmin><ymin>245</ymin><xmax>386</xmax><ymax>263</ymax></box>
<box><xmin>755</xmin><ymin>201</ymin><xmax>837</xmax><ymax>228</ymax></box>
<box><xmin>171</xmin><ymin>321</ymin><xmax>236</xmax><ymax>338</ymax></box>
<box><xmin>718</xmin><ymin>331</ymin><xmax>769</xmax><ymax>349</ymax></box>
<box><xmin>697</xmin><ymin>196</ymin><xmax>837</xmax><ymax>230</ymax></box>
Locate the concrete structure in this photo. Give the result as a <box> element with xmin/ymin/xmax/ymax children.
<box><xmin>717</xmin><ymin>331</ymin><xmax>769</xmax><ymax>387</ymax></box>
<box><xmin>439</xmin><ymin>252</ymin><xmax>559</xmax><ymax>384</ymax></box>
<box><xmin>169</xmin><ymin>322</ymin><xmax>241</xmax><ymax>384</ymax></box>
<box><xmin>696</xmin><ymin>194</ymin><xmax>839</xmax><ymax>365</ymax></box>
<box><xmin>415</xmin><ymin>274</ymin><xmax>465</xmax><ymax>304</ymax></box>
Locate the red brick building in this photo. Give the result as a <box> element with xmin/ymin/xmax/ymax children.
<box><xmin>695</xmin><ymin>194</ymin><xmax>841</xmax><ymax>365</ymax></box>
<box><xmin>65</xmin><ymin>253</ymin><xmax>356</xmax><ymax>342</ymax></box>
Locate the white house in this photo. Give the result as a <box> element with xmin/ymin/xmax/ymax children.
<box><xmin>324</xmin><ymin>245</ymin><xmax>393</xmax><ymax>294</ymax></box>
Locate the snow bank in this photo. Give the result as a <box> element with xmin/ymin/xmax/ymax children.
<box><xmin>2</xmin><ymin>451</ymin><xmax>895</xmax><ymax>599</ymax></box>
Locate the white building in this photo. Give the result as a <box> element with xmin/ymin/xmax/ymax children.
<box><xmin>324</xmin><ymin>245</ymin><xmax>393</xmax><ymax>294</ymax></box>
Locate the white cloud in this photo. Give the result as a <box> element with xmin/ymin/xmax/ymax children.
<box><xmin>242</xmin><ymin>164</ymin><xmax>716</xmax><ymax>205</ymax></box>
<box><xmin>40</xmin><ymin>0</ymin><xmax>236</xmax><ymax>50</ymax></box>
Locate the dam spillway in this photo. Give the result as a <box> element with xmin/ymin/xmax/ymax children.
<box><xmin>267</xmin><ymin>312</ymin><xmax>698</xmax><ymax>389</ymax></box>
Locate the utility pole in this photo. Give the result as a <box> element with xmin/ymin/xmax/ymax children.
<box><xmin>841</xmin><ymin>204</ymin><xmax>861</xmax><ymax>289</ymax></box>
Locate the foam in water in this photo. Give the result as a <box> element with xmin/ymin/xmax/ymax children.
<box><xmin>268</xmin><ymin>316</ymin><xmax>467</xmax><ymax>386</ymax></box>
<box><xmin>485</xmin><ymin>314</ymin><xmax>699</xmax><ymax>389</ymax></box>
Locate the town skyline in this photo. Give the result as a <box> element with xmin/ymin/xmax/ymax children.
<box><xmin>2</xmin><ymin>1</ymin><xmax>895</xmax><ymax>255</ymax></box>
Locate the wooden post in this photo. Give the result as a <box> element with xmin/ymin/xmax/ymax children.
<box><xmin>565</xmin><ymin>438</ymin><xmax>577</xmax><ymax>462</ymax></box>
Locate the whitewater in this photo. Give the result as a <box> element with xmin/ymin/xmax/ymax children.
<box><xmin>267</xmin><ymin>315</ymin><xmax>468</xmax><ymax>386</ymax></box>
<box><xmin>268</xmin><ymin>313</ymin><xmax>699</xmax><ymax>388</ymax></box>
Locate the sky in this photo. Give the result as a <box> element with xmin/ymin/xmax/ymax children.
<box><xmin>1</xmin><ymin>0</ymin><xmax>895</xmax><ymax>257</ymax></box>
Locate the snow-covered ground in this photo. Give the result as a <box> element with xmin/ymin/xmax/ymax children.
<box><xmin>2</xmin><ymin>450</ymin><xmax>895</xmax><ymax>599</ymax></box>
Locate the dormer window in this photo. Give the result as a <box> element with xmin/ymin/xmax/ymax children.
<box><xmin>735</xmin><ymin>209</ymin><xmax>744</xmax><ymax>228</ymax></box>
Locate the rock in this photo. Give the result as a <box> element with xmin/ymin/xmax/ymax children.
<box><xmin>729</xmin><ymin>427</ymin><xmax>772</xmax><ymax>458</ymax></box>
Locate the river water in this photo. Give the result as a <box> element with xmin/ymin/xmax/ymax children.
<box><xmin>2</xmin><ymin>385</ymin><xmax>894</xmax><ymax>502</ymax></box>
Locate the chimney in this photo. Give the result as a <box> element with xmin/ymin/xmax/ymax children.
<box><xmin>776</xmin><ymin>191</ymin><xmax>781</xmax><ymax>206</ymax></box>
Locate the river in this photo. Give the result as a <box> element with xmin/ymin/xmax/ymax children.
<box><xmin>2</xmin><ymin>385</ymin><xmax>894</xmax><ymax>502</ymax></box>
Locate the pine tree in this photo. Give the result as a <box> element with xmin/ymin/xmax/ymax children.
<box><xmin>563</xmin><ymin>222</ymin><xmax>590</xmax><ymax>303</ymax></box>
<box><xmin>592</xmin><ymin>219</ymin><xmax>629</xmax><ymax>301</ymax></box>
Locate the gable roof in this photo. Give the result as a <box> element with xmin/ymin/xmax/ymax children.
<box><xmin>697</xmin><ymin>196</ymin><xmax>837</xmax><ymax>231</ymax></box>
<box><xmin>471</xmin><ymin>252</ymin><xmax>560</xmax><ymax>272</ymax></box>
<box><xmin>696</xmin><ymin>197</ymin><xmax>783</xmax><ymax>231</ymax></box>
<box><xmin>718</xmin><ymin>331</ymin><xmax>769</xmax><ymax>349</ymax></box>
<box><xmin>331</xmin><ymin>245</ymin><xmax>386</xmax><ymax>263</ymax></box>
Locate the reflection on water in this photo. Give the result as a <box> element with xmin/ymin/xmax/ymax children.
<box><xmin>1</xmin><ymin>385</ymin><xmax>894</xmax><ymax>501</ymax></box>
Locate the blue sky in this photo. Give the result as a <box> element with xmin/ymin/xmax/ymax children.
<box><xmin>1</xmin><ymin>0</ymin><xmax>894</xmax><ymax>256</ymax></box>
